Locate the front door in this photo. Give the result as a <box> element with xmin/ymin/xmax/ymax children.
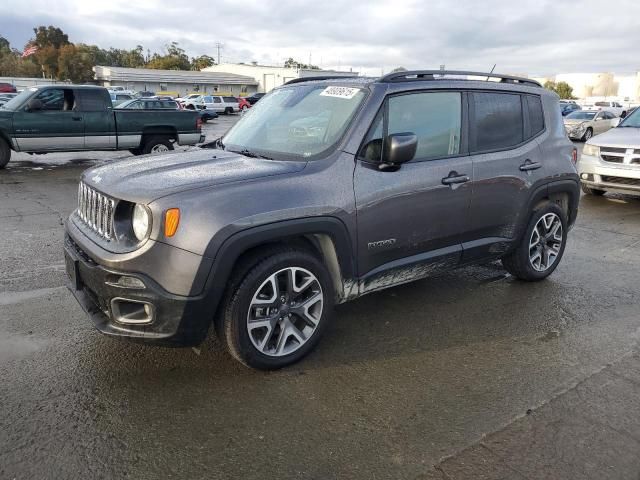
<box><xmin>464</xmin><ymin>92</ymin><xmax>548</xmax><ymax>261</ymax></box>
<box><xmin>13</xmin><ymin>88</ymin><xmax>84</xmax><ymax>151</ymax></box>
<box><xmin>354</xmin><ymin>90</ymin><xmax>471</xmax><ymax>289</ymax></box>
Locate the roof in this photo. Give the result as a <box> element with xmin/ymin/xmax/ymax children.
<box><xmin>93</xmin><ymin>66</ymin><xmax>258</xmax><ymax>85</ymax></box>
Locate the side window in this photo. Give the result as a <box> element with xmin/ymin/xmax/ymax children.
<box><xmin>203</xmin><ymin>96</ymin><xmax>213</xmax><ymax>103</ymax></box>
<box><xmin>471</xmin><ymin>92</ymin><xmax>523</xmax><ymax>152</ymax></box>
<box><xmin>525</xmin><ymin>95</ymin><xmax>545</xmax><ymax>137</ymax></box>
<box><xmin>223</xmin><ymin>96</ymin><xmax>237</xmax><ymax>102</ymax></box>
<box><xmin>34</xmin><ymin>89</ymin><xmax>75</xmax><ymax>111</ymax></box>
<box><xmin>387</xmin><ymin>92</ymin><xmax>461</xmax><ymax>161</ymax></box>
<box><xmin>213</xmin><ymin>97</ymin><xmax>222</xmax><ymax>103</ymax></box>
<box><xmin>77</xmin><ymin>90</ymin><xmax>109</xmax><ymax>111</ymax></box>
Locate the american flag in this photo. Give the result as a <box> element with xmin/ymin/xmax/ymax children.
<box><xmin>22</xmin><ymin>45</ymin><xmax>38</xmax><ymax>58</ymax></box>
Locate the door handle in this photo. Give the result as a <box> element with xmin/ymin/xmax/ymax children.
<box><xmin>72</xmin><ymin>116</ymin><xmax>83</xmax><ymax>121</ymax></box>
<box><xmin>519</xmin><ymin>160</ymin><xmax>541</xmax><ymax>171</ymax></box>
<box><xmin>441</xmin><ymin>172</ymin><xmax>470</xmax><ymax>186</ymax></box>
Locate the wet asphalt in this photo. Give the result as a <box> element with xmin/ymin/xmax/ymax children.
<box><xmin>1</xmin><ymin>121</ymin><xmax>640</xmax><ymax>479</ymax></box>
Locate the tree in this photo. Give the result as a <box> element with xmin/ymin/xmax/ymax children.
<box><xmin>57</xmin><ymin>44</ymin><xmax>94</xmax><ymax>83</ymax></box>
<box><xmin>191</xmin><ymin>55</ymin><xmax>215</xmax><ymax>70</ymax></box>
<box><xmin>147</xmin><ymin>42</ymin><xmax>190</xmax><ymax>70</ymax></box>
<box><xmin>544</xmin><ymin>80</ymin><xmax>575</xmax><ymax>99</ymax></box>
<box><xmin>33</xmin><ymin>25</ymin><xmax>70</xmax><ymax>49</ymax></box>
<box><xmin>284</xmin><ymin>57</ymin><xmax>320</xmax><ymax>70</ymax></box>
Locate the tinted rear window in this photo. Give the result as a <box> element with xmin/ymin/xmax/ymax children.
<box><xmin>525</xmin><ymin>95</ymin><xmax>544</xmax><ymax>137</ymax></box>
<box><xmin>472</xmin><ymin>92</ymin><xmax>523</xmax><ymax>152</ymax></box>
<box><xmin>223</xmin><ymin>96</ymin><xmax>237</xmax><ymax>102</ymax></box>
<box><xmin>78</xmin><ymin>89</ymin><xmax>110</xmax><ymax>111</ymax></box>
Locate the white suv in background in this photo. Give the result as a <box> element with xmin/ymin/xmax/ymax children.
<box><xmin>183</xmin><ymin>95</ymin><xmax>239</xmax><ymax>114</ymax></box>
<box><xmin>578</xmin><ymin>108</ymin><xmax>640</xmax><ymax>196</ymax></box>
<box><xmin>582</xmin><ymin>101</ymin><xmax>627</xmax><ymax>117</ymax></box>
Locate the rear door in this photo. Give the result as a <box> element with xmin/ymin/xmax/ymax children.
<box><xmin>463</xmin><ymin>91</ymin><xmax>547</xmax><ymax>261</ymax></box>
<box><xmin>77</xmin><ymin>89</ymin><xmax>116</xmax><ymax>150</ymax></box>
<box><xmin>12</xmin><ymin>87</ymin><xmax>84</xmax><ymax>151</ymax></box>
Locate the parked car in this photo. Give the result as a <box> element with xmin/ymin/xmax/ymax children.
<box><xmin>563</xmin><ymin>110</ymin><xmax>617</xmax><ymax>141</ymax></box>
<box><xmin>0</xmin><ymin>85</ymin><xmax>204</xmax><ymax>168</ymax></box>
<box><xmin>0</xmin><ymin>93</ymin><xmax>18</xmax><ymax>107</ymax></box>
<box><xmin>110</xmin><ymin>92</ymin><xmax>135</xmax><ymax>106</ymax></box>
<box><xmin>245</xmin><ymin>92</ymin><xmax>265</xmax><ymax>105</ymax></box>
<box><xmin>199</xmin><ymin>109</ymin><xmax>218</xmax><ymax>123</ymax></box>
<box><xmin>560</xmin><ymin>102</ymin><xmax>581</xmax><ymax>116</ymax></box>
<box><xmin>137</xmin><ymin>91</ymin><xmax>156</xmax><ymax>98</ymax></box>
<box><xmin>581</xmin><ymin>100</ymin><xmax>627</xmax><ymax>117</ymax></box>
<box><xmin>578</xmin><ymin>106</ymin><xmax>640</xmax><ymax>196</ymax></box>
<box><xmin>64</xmin><ymin>70</ymin><xmax>579</xmax><ymax>369</ymax></box>
<box><xmin>183</xmin><ymin>95</ymin><xmax>239</xmax><ymax>114</ymax></box>
<box><xmin>237</xmin><ymin>97</ymin><xmax>251</xmax><ymax>111</ymax></box>
<box><xmin>175</xmin><ymin>93</ymin><xmax>202</xmax><ymax>104</ymax></box>
<box><xmin>0</xmin><ymin>82</ymin><xmax>17</xmax><ymax>93</ymax></box>
<box><xmin>116</xmin><ymin>98</ymin><xmax>182</xmax><ymax>110</ymax></box>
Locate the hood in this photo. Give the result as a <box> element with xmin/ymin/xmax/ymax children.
<box><xmin>563</xmin><ymin>118</ymin><xmax>591</xmax><ymax>126</ymax></box>
<box><xmin>586</xmin><ymin>126</ymin><xmax>640</xmax><ymax>148</ymax></box>
<box><xmin>82</xmin><ymin>149</ymin><xmax>307</xmax><ymax>203</ymax></box>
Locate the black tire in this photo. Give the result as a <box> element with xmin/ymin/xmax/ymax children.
<box><xmin>581</xmin><ymin>127</ymin><xmax>593</xmax><ymax>142</ymax></box>
<box><xmin>142</xmin><ymin>136</ymin><xmax>174</xmax><ymax>155</ymax></box>
<box><xmin>224</xmin><ymin>107</ymin><xmax>233</xmax><ymax>115</ymax></box>
<box><xmin>501</xmin><ymin>202</ymin><xmax>568</xmax><ymax>282</ymax></box>
<box><xmin>128</xmin><ymin>148</ymin><xmax>142</xmax><ymax>156</ymax></box>
<box><xmin>0</xmin><ymin>137</ymin><xmax>11</xmax><ymax>169</ymax></box>
<box><xmin>241</xmin><ymin>105</ymin><xmax>249</xmax><ymax>112</ymax></box>
<box><xmin>186</xmin><ymin>104</ymin><xmax>195</xmax><ymax>110</ymax></box>
<box><xmin>581</xmin><ymin>184</ymin><xmax>605</xmax><ymax>196</ymax></box>
<box><xmin>221</xmin><ymin>248</ymin><xmax>334</xmax><ymax>370</ymax></box>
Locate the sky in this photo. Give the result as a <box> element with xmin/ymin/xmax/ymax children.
<box><xmin>1</xmin><ymin>0</ymin><xmax>639</xmax><ymax>77</ymax></box>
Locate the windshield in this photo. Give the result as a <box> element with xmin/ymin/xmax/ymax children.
<box><xmin>1</xmin><ymin>88</ymin><xmax>36</xmax><ymax>110</ymax></box>
<box><xmin>566</xmin><ymin>111</ymin><xmax>596</xmax><ymax>120</ymax></box>
<box><xmin>223</xmin><ymin>85</ymin><xmax>367</xmax><ymax>160</ymax></box>
<box><xmin>619</xmin><ymin>108</ymin><xmax>640</xmax><ymax>127</ymax></box>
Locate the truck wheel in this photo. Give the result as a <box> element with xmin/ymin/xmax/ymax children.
<box><xmin>221</xmin><ymin>248</ymin><xmax>334</xmax><ymax>370</ymax></box>
<box><xmin>224</xmin><ymin>107</ymin><xmax>233</xmax><ymax>115</ymax></box>
<box><xmin>142</xmin><ymin>136</ymin><xmax>174</xmax><ymax>155</ymax></box>
<box><xmin>0</xmin><ymin>138</ymin><xmax>11</xmax><ymax>169</ymax></box>
<box><xmin>581</xmin><ymin>184</ymin><xmax>605</xmax><ymax>196</ymax></box>
<box><xmin>501</xmin><ymin>202</ymin><xmax>568</xmax><ymax>282</ymax></box>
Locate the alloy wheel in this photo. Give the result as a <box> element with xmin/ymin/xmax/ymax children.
<box><xmin>247</xmin><ymin>267</ymin><xmax>324</xmax><ymax>357</ymax></box>
<box><xmin>529</xmin><ymin>213</ymin><xmax>563</xmax><ymax>272</ymax></box>
<box><xmin>150</xmin><ymin>144</ymin><xmax>169</xmax><ymax>153</ymax></box>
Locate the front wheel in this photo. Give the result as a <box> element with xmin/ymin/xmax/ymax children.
<box><xmin>501</xmin><ymin>203</ymin><xmax>568</xmax><ymax>281</ymax></box>
<box><xmin>581</xmin><ymin>127</ymin><xmax>593</xmax><ymax>142</ymax></box>
<box><xmin>221</xmin><ymin>249</ymin><xmax>334</xmax><ymax>369</ymax></box>
<box><xmin>0</xmin><ymin>138</ymin><xmax>10</xmax><ymax>169</ymax></box>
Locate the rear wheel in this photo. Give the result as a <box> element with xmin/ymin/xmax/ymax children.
<box><xmin>581</xmin><ymin>184</ymin><xmax>605</xmax><ymax>196</ymax></box>
<box><xmin>502</xmin><ymin>202</ymin><xmax>568</xmax><ymax>281</ymax></box>
<box><xmin>142</xmin><ymin>136</ymin><xmax>174</xmax><ymax>155</ymax></box>
<box><xmin>224</xmin><ymin>107</ymin><xmax>233</xmax><ymax>115</ymax></box>
<box><xmin>221</xmin><ymin>248</ymin><xmax>334</xmax><ymax>369</ymax></box>
<box><xmin>0</xmin><ymin>138</ymin><xmax>10</xmax><ymax>169</ymax></box>
<box><xmin>241</xmin><ymin>105</ymin><xmax>249</xmax><ymax>112</ymax></box>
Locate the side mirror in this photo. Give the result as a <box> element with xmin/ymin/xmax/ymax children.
<box><xmin>25</xmin><ymin>99</ymin><xmax>43</xmax><ymax>112</ymax></box>
<box><xmin>611</xmin><ymin>117</ymin><xmax>622</xmax><ymax>127</ymax></box>
<box><xmin>383</xmin><ymin>133</ymin><xmax>417</xmax><ymax>167</ymax></box>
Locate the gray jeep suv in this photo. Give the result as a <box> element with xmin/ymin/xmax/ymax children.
<box><xmin>64</xmin><ymin>70</ymin><xmax>579</xmax><ymax>369</ymax></box>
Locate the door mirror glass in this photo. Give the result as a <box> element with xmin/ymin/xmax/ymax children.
<box><xmin>25</xmin><ymin>99</ymin><xmax>43</xmax><ymax>112</ymax></box>
<box><xmin>385</xmin><ymin>133</ymin><xmax>418</xmax><ymax>165</ymax></box>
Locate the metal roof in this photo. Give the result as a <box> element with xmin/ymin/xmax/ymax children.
<box><xmin>93</xmin><ymin>66</ymin><xmax>258</xmax><ymax>85</ymax></box>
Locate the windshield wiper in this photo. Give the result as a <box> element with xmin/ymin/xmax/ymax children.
<box><xmin>229</xmin><ymin>148</ymin><xmax>274</xmax><ymax>160</ymax></box>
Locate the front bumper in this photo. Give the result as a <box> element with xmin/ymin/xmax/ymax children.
<box><xmin>565</xmin><ymin>125</ymin><xmax>587</xmax><ymax>140</ymax></box>
<box><xmin>578</xmin><ymin>153</ymin><xmax>640</xmax><ymax>194</ymax></box>
<box><xmin>64</xmin><ymin>234</ymin><xmax>212</xmax><ymax>346</ymax></box>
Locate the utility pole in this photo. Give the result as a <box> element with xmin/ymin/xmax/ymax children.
<box><xmin>215</xmin><ymin>42</ymin><xmax>223</xmax><ymax>65</ymax></box>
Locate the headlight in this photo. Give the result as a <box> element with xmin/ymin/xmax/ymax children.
<box><xmin>583</xmin><ymin>144</ymin><xmax>600</xmax><ymax>157</ymax></box>
<box><xmin>132</xmin><ymin>204</ymin><xmax>151</xmax><ymax>241</ymax></box>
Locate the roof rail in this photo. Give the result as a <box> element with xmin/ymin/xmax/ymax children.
<box><xmin>378</xmin><ymin>70</ymin><xmax>541</xmax><ymax>88</ymax></box>
<box><xmin>284</xmin><ymin>75</ymin><xmax>359</xmax><ymax>86</ymax></box>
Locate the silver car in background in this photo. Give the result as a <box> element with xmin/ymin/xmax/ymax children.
<box><xmin>564</xmin><ymin>110</ymin><xmax>617</xmax><ymax>141</ymax></box>
<box><xmin>578</xmin><ymin>107</ymin><xmax>640</xmax><ymax>195</ymax></box>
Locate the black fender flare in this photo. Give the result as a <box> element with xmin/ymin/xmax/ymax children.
<box><xmin>199</xmin><ymin>216</ymin><xmax>355</xmax><ymax>317</ymax></box>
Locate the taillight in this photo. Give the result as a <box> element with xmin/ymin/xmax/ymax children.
<box><xmin>196</xmin><ymin>117</ymin><xmax>203</xmax><ymax>130</ymax></box>
<box><xmin>571</xmin><ymin>148</ymin><xmax>578</xmax><ymax>164</ymax></box>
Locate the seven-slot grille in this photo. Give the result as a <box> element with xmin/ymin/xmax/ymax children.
<box><xmin>77</xmin><ymin>182</ymin><xmax>115</xmax><ymax>240</ymax></box>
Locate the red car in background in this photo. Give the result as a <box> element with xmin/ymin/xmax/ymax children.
<box><xmin>237</xmin><ymin>97</ymin><xmax>251</xmax><ymax>111</ymax></box>
<box><xmin>0</xmin><ymin>83</ymin><xmax>17</xmax><ymax>93</ymax></box>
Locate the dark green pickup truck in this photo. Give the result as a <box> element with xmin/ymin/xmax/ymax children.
<box><xmin>0</xmin><ymin>85</ymin><xmax>204</xmax><ymax>168</ymax></box>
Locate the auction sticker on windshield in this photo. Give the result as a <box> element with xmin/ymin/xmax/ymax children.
<box><xmin>320</xmin><ymin>86</ymin><xmax>360</xmax><ymax>99</ymax></box>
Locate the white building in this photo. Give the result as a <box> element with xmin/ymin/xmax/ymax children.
<box><xmin>532</xmin><ymin>72</ymin><xmax>640</xmax><ymax>103</ymax></box>
<box><xmin>202</xmin><ymin>63</ymin><xmax>358</xmax><ymax>93</ymax></box>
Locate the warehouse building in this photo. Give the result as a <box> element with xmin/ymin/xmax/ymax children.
<box><xmin>202</xmin><ymin>63</ymin><xmax>358</xmax><ymax>93</ymax></box>
<box><xmin>93</xmin><ymin>66</ymin><xmax>258</xmax><ymax>97</ymax></box>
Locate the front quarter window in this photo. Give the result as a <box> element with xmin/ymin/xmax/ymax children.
<box><xmin>223</xmin><ymin>85</ymin><xmax>367</xmax><ymax>160</ymax></box>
